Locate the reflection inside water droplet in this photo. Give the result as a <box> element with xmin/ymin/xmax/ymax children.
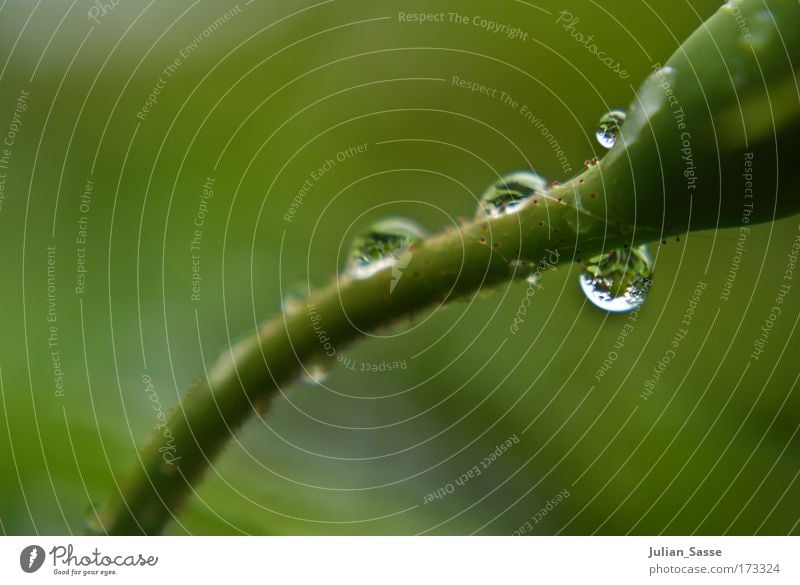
<box><xmin>347</xmin><ymin>218</ymin><xmax>425</xmax><ymax>280</ymax></box>
<box><xmin>579</xmin><ymin>245</ymin><xmax>653</xmax><ymax>313</ymax></box>
<box><xmin>595</xmin><ymin>109</ymin><xmax>626</xmax><ymax>149</ymax></box>
<box><xmin>476</xmin><ymin>171</ymin><xmax>548</xmax><ymax>219</ymax></box>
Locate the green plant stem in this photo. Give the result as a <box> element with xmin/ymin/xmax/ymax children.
<box><xmin>101</xmin><ymin>0</ymin><xmax>800</xmax><ymax>535</ymax></box>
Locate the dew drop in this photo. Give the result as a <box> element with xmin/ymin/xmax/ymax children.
<box><xmin>347</xmin><ymin>219</ymin><xmax>425</xmax><ymax>280</ymax></box>
<box><xmin>595</xmin><ymin>109</ymin><xmax>626</xmax><ymax>149</ymax></box>
<box><xmin>476</xmin><ymin>171</ymin><xmax>548</xmax><ymax>220</ymax></box>
<box><xmin>579</xmin><ymin>244</ymin><xmax>653</xmax><ymax>313</ymax></box>
<box><xmin>302</xmin><ymin>364</ymin><xmax>329</xmax><ymax>386</ymax></box>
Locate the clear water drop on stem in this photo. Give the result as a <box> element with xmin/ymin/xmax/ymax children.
<box><xmin>476</xmin><ymin>171</ymin><xmax>548</xmax><ymax>219</ymax></box>
<box><xmin>595</xmin><ymin>109</ymin><xmax>627</xmax><ymax>149</ymax></box>
<box><xmin>579</xmin><ymin>244</ymin><xmax>653</xmax><ymax>313</ymax></box>
<box><xmin>347</xmin><ymin>218</ymin><xmax>425</xmax><ymax>280</ymax></box>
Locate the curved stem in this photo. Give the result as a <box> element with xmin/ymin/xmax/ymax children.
<box><xmin>100</xmin><ymin>0</ymin><xmax>800</xmax><ymax>535</ymax></box>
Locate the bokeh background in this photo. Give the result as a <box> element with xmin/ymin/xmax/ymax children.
<box><xmin>0</xmin><ymin>0</ymin><xmax>798</xmax><ymax>535</ymax></box>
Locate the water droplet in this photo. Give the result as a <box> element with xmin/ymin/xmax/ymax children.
<box><xmin>302</xmin><ymin>364</ymin><xmax>329</xmax><ymax>386</ymax></box>
<box><xmin>476</xmin><ymin>171</ymin><xmax>548</xmax><ymax>220</ymax></box>
<box><xmin>579</xmin><ymin>245</ymin><xmax>653</xmax><ymax>313</ymax></box>
<box><xmin>347</xmin><ymin>219</ymin><xmax>425</xmax><ymax>280</ymax></box>
<box><xmin>596</xmin><ymin>110</ymin><xmax>626</xmax><ymax>149</ymax></box>
<box><xmin>390</xmin><ymin>246</ymin><xmax>414</xmax><ymax>294</ymax></box>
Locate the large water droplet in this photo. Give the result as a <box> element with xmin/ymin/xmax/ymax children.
<box><xmin>476</xmin><ymin>171</ymin><xmax>548</xmax><ymax>219</ymax></box>
<box><xmin>347</xmin><ymin>219</ymin><xmax>425</xmax><ymax>280</ymax></box>
<box><xmin>302</xmin><ymin>364</ymin><xmax>329</xmax><ymax>386</ymax></box>
<box><xmin>579</xmin><ymin>245</ymin><xmax>653</xmax><ymax>313</ymax></box>
<box><xmin>596</xmin><ymin>109</ymin><xmax>626</xmax><ymax>149</ymax></box>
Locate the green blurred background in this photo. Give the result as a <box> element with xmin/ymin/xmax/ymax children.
<box><xmin>0</xmin><ymin>0</ymin><xmax>798</xmax><ymax>535</ymax></box>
